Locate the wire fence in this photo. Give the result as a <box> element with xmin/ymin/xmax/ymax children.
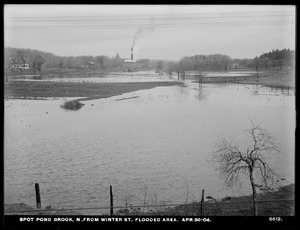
<box><xmin>5</xmin><ymin>183</ymin><xmax>294</xmax><ymax>216</ymax></box>
<box><xmin>5</xmin><ymin>199</ymin><xmax>294</xmax><ymax>216</ymax></box>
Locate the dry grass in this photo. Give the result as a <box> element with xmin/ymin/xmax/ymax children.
<box><xmin>167</xmin><ymin>184</ymin><xmax>295</xmax><ymax>216</ymax></box>
<box><xmin>115</xmin><ymin>184</ymin><xmax>294</xmax><ymax>216</ymax></box>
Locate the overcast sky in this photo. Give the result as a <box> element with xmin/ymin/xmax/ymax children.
<box><xmin>4</xmin><ymin>5</ymin><xmax>295</xmax><ymax>60</ymax></box>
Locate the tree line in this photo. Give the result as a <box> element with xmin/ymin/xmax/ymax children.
<box><xmin>4</xmin><ymin>47</ymin><xmax>133</xmax><ymax>71</ymax></box>
<box><xmin>166</xmin><ymin>48</ymin><xmax>295</xmax><ymax>76</ymax></box>
<box><xmin>245</xmin><ymin>48</ymin><xmax>295</xmax><ymax>74</ymax></box>
<box><xmin>165</xmin><ymin>54</ymin><xmax>232</xmax><ymax>76</ymax></box>
<box><xmin>4</xmin><ymin>47</ymin><xmax>295</xmax><ymax>73</ymax></box>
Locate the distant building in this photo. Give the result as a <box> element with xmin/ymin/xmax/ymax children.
<box><xmin>10</xmin><ymin>58</ymin><xmax>30</xmax><ymax>71</ymax></box>
<box><xmin>124</xmin><ymin>48</ymin><xmax>137</xmax><ymax>71</ymax></box>
<box><xmin>124</xmin><ymin>59</ymin><xmax>135</xmax><ymax>63</ymax></box>
<box><xmin>232</xmin><ymin>63</ymin><xmax>241</xmax><ymax>69</ymax></box>
<box><xmin>124</xmin><ymin>59</ymin><xmax>136</xmax><ymax>71</ymax></box>
<box><xmin>19</xmin><ymin>64</ymin><xmax>30</xmax><ymax>70</ymax></box>
<box><xmin>87</xmin><ymin>61</ymin><xmax>96</xmax><ymax>69</ymax></box>
<box><xmin>116</xmin><ymin>52</ymin><xmax>120</xmax><ymax>59</ymax></box>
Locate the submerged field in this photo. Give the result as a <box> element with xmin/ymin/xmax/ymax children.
<box><xmin>4</xmin><ymin>81</ymin><xmax>183</xmax><ymax>101</ymax></box>
<box><xmin>195</xmin><ymin>68</ymin><xmax>295</xmax><ymax>89</ymax></box>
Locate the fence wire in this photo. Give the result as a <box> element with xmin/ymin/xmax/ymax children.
<box><xmin>5</xmin><ymin>199</ymin><xmax>294</xmax><ymax>216</ymax></box>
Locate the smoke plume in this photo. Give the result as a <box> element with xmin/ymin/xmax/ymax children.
<box><xmin>131</xmin><ymin>18</ymin><xmax>156</xmax><ymax>50</ymax></box>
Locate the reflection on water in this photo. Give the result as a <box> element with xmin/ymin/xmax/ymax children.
<box><xmin>185</xmin><ymin>71</ymin><xmax>258</xmax><ymax>77</ymax></box>
<box><xmin>4</xmin><ymin>81</ymin><xmax>295</xmax><ymax>214</ymax></box>
<box><xmin>10</xmin><ymin>71</ymin><xmax>176</xmax><ymax>83</ymax></box>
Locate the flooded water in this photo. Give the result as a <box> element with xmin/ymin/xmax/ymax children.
<box><xmin>4</xmin><ymin>80</ymin><xmax>295</xmax><ymax>214</ymax></box>
<box><xmin>9</xmin><ymin>70</ymin><xmax>176</xmax><ymax>83</ymax></box>
<box><xmin>185</xmin><ymin>70</ymin><xmax>258</xmax><ymax>77</ymax></box>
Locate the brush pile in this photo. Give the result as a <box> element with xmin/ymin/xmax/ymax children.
<box><xmin>61</xmin><ymin>100</ymin><xmax>84</xmax><ymax>110</ymax></box>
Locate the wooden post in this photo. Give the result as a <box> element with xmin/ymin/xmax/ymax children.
<box><xmin>253</xmin><ymin>199</ymin><xmax>258</xmax><ymax>216</ymax></box>
<box><xmin>199</xmin><ymin>75</ymin><xmax>201</xmax><ymax>90</ymax></box>
<box><xmin>200</xmin><ymin>189</ymin><xmax>204</xmax><ymax>216</ymax></box>
<box><xmin>110</xmin><ymin>185</ymin><xmax>113</xmax><ymax>216</ymax></box>
<box><xmin>35</xmin><ymin>183</ymin><xmax>41</xmax><ymax>209</ymax></box>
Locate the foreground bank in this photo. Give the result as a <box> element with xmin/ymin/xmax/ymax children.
<box><xmin>4</xmin><ymin>203</ymin><xmax>82</xmax><ymax>215</ymax></box>
<box><xmin>170</xmin><ymin>184</ymin><xmax>294</xmax><ymax>216</ymax></box>
<box><xmin>5</xmin><ymin>184</ymin><xmax>294</xmax><ymax>216</ymax></box>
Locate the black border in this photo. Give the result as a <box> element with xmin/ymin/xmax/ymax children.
<box><xmin>2</xmin><ymin>2</ymin><xmax>298</xmax><ymax>230</ymax></box>
<box><xmin>2</xmin><ymin>216</ymin><xmax>297</xmax><ymax>229</ymax></box>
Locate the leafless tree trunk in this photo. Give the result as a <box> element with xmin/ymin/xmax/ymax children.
<box><xmin>249</xmin><ymin>165</ymin><xmax>258</xmax><ymax>215</ymax></box>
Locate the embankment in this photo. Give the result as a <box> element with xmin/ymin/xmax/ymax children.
<box><xmin>4</xmin><ymin>81</ymin><xmax>183</xmax><ymax>101</ymax></box>
<box><xmin>171</xmin><ymin>184</ymin><xmax>294</xmax><ymax>216</ymax></box>
<box><xmin>5</xmin><ymin>184</ymin><xmax>294</xmax><ymax>216</ymax></box>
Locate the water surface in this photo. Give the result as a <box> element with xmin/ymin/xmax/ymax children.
<box><xmin>4</xmin><ymin>81</ymin><xmax>295</xmax><ymax>214</ymax></box>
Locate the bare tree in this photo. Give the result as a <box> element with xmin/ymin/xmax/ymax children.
<box><xmin>155</xmin><ymin>60</ymin><xmax>164</xmax><ymax>72</ymax></box>
<box><xmin>212</xmin><ymin>119</ymin><xmax>280</xmax><ymax>215</ymax></box>
<box><xmin>196</xmin><ymin>60</ymin><xmax>205</xmax><ymax>89</ymax></box>
<box><xmin>16</xmin><ymin>50</ymin><xmax>29</xmax><ymax>70</ymax></box>
<box><xmin>96</xmin><ymin>55</ymin><xmax>108</xmax><ymax>69</ymax></box>
<box><xmin>33</xmin><ymin>55</ymin><xmax>46</xmax><ymax>71</ymax></box>
<box><xmin>250</xmin><ymin>57</ymin><xmax>263</xmax><ymax>78</ymax></box>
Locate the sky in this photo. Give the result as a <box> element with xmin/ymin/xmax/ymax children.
<box><xmin>4</xmin><ymin>5</ymin><xmax>296</xmax><ymax>60</ymax></box>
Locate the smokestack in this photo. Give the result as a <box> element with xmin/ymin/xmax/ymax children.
<box><xmin>131</xmin><ymin>48</ymin><xmax>133</xmax><ymax>60</ymax></box>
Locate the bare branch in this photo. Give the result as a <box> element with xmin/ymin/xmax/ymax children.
<box><xmin>212</xmin><ymin>119</ymin><xmax>280</xmax><ymax>195</ymax></box>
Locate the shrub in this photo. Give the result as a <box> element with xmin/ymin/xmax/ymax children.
<box><xmin>61</xmin><ymin>100</ymin><xmax>84</xmax><ymax>110</ymax></box>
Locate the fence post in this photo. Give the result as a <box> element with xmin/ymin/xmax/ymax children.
<box><xmin>253</xmin><ymin>199</ymin><xmax>258</xmax><ymax>216</ymax></box>
<box><xmin>110</xmin><ymin>185</ymin><xmax>113</xmax><ymax>216</ymax></box>
<box><xmin>35</xmin><ymin>183</ymin><xmax>41</xmax><ymax>209</ymax></box>
<box><xmin>199</xmin><ymin>75</ymin><xmax>202</xmax><ymax>90</ymax></box>
<box><xmin>200</xmin><ymin>189</ymin><xmax>204</xmax><ymax>216</ymax></box>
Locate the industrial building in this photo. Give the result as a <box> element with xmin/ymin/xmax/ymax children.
<box><xmin>124</xmin><ymin>48</ymin><xmax>137</xmax><ymax>71</ymax></box>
